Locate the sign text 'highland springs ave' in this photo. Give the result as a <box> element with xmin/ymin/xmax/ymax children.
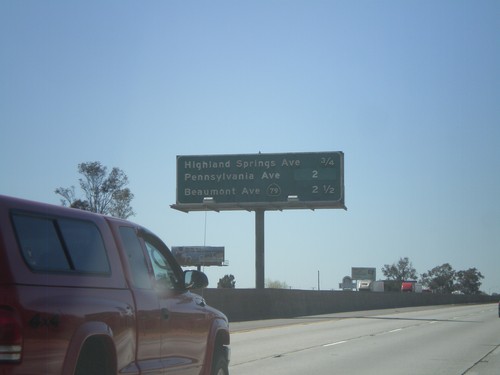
<box><xmin>172</xmin><ymin>152</ymin><xmax>345</xmax><ymax>212</ymax></box>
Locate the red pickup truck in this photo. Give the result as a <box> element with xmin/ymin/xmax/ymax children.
<box><xmin>0</xmin><ymin>195</ymin><xmax>230</xmax><ymax>374</ymax></box>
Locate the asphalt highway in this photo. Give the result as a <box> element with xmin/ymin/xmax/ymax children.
<box><xmin>229</xmin><ymin>304</ymin><xmax>500</xmax><ymax>375</ymax></box>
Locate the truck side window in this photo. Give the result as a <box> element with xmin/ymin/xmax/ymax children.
<box><xmin>119</xmin><ymin>227</ymin><xmax>151</xmax><ymax>289</ymax></box>
<box><xmin>12</xmin><ymin>213</ymin><xmax>110</xmax><ymax>274</ymax></box>
<box><xmin>144</xmin><ymin>240</ymin><xmax>179</xmax><ymax>290</ymax></box>
<box><xmin>58</xmin><ymin>219</ymin><xmax>110</xmax><ymax>274</ymax></box>
<box><xmin>12</xmin><ymin>214</ymin><xmax>71</xmax><ymax>272</ymax></box>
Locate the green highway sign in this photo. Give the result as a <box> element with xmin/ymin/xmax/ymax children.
<box><xmin>172</xmin><ymin>152</ymin><xmax>345</xmax><ymax>212</ymax></box>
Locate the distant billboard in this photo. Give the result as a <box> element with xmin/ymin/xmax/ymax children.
<box><xmin>351</xmin><ymin>267</ymin><xmax>376</xmax><ymax>281</ymax></box>
<box><xmin>171</xmin><ymin>151</ymin><xmax>345</xmax><ymax>212</ymax></box>
<box><xmin>171</xmin><ymin>246</ymin><xmax>225</xmax><ymax>267</ymax></box>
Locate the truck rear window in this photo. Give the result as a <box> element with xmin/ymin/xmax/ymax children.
<box><xmin>11</xmin><ymin>213</ymin><xmax>110</xmax><ymax>275</ymax></box>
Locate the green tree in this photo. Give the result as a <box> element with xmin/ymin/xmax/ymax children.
<box><xmin>55</xmin><ymin>161</ymin><xmax>135</xmax><ymax>219</ymax></box>
<box><xmin>265</xmin><ymin>279</ymin><xmax>289</xmax><ymax>289</ymax></box>
<box><xmin>381</xmin><ymin>257</ymin><xmax>418</xmax><ymax>281</ymax></box>
<box><xmin>420</xmin><ymin>263</ymin><xmax>456</xmax><ymax>293</ymax></box>
<box><xmin>456</xmin><ymin>268</ymin><xmax>484</xmax><ymax>295</ymax></box>
<box><xmin>217</xmin><ymin>274</ymin><xmax>236</xmax><ymax>289</ymax></box>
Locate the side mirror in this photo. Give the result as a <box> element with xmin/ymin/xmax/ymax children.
<box><xmin>184</xmin><ymin>270</ymin><xmax>209</xmax><ymax>290</ymax></box>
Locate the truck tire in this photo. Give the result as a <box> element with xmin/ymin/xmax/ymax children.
<box><xmin>211</xmin><ymin>349</ymin><xmax>229</xmax><ymax>375</ymax></box>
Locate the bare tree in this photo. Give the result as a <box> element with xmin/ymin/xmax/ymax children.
<box><xmin>55</xmin><ymin>161</ymin><xmax>135</xmax><ymax>219</ymax></box>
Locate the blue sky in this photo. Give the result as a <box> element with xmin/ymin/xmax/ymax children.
<box><xmin>1</xmin><ymin>1</ymin><xmax>499</xmax><ymax>292</ymax></box>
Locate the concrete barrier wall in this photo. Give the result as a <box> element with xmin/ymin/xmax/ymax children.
<box><xmin>198</xmin><ymin>288</ymin><xmax>500</xmax><ymax>322</ymax></box>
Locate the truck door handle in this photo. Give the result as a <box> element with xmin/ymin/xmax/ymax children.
<box><xmin>161</xmin><ymin>308</ymin><xmax>169</xmax><ymax>319</ymax></box>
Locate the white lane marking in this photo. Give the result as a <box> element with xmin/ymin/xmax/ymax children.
<box><xmin>389</xmin><ymin>328</ymin><xmax>403</xmax><ymax>333</ymax></box>
<box><xmin>323</xmin><ymin>340</ymin><xmax>347</xmax><ymax>347</ymax></box>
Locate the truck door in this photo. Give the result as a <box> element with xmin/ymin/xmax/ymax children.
<box><xmin>142</xmin><ymin>237</ymin><xmax>211</xmax><ymax>375</ymax></box>
<box><xmin>117</xmin><ymin>226</ymin><xmax>165</xmax><ymax>374</ymax></box>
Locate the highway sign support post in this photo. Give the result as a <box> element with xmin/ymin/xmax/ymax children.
<box><xmin>255</xmin><ymin>209</ymin><xmax>265</xmax><ymax>289</ymax></box>
<box><xmin>171</xmin><ymin>151</ymin><xmax>346</xmax><ymax>289</ymax></box>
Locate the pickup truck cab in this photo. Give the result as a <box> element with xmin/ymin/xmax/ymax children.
<box><xmin>0</xmin><ymin>195</ymin><xmax>230</xmax><ymax>374</ymax></box>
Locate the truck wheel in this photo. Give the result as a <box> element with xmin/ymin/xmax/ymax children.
<box><xmin>211</xmin><ymin>349</ymin><xmax>229</xmax><ymax>375</ymax></box>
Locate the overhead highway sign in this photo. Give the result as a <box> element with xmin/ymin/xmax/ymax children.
<box><xmin>172</xmin><ymin>151</ymin><xmax>345</xmax><ymax>212</ymax></box>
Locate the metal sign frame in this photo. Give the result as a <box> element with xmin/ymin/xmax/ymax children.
<box><xmin>171</xmin><ymin>151</ymin><xmax>346</xmax><ymax>289</ymax></box>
